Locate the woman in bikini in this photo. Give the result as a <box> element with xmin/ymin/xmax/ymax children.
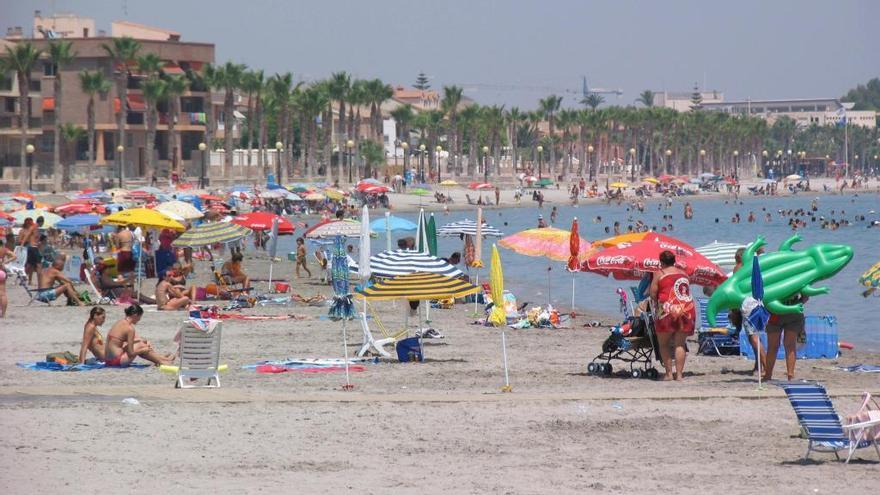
<box><xmin>104</xmin><ymin>304</ymin><xmax>175</xmax><ymax>367</ymax></box>
<box><xmin>0</xmin><ymin>239</ymin><xmax>13</xmax><ymax>318</ymax></box>
<box><xmin>295</xmin><ymin>237</ymin><xmax>311</xmax><ymax>278</ymax></box>
<box><xmin>78</xmin><ymin>307</ymin><xmax>107</xmax><ymax>363</ymax></box>
<box><xmin>649</xmin><ymin>250</ymin><xmax>695</xmax><ymax>381</ymax></box>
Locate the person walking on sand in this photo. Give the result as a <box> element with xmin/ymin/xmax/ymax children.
<box><xmin>295</xmin><ymin>237</ymin><xmax>312</xmax><ymax>278</ymax></box>
<box><xmin>764</xmin><ymin>294</ymin><xmax>807</xmax><ymax>381</ymax></box>
<box><xmin>650</xmin><ymin>250</ymin><xmax>695</xmax><ymax>381</ymax></box>
<box><xmin>104</xmin><ymin>304</ymin><xmax>175</xmax><ymax>367</ymax></box>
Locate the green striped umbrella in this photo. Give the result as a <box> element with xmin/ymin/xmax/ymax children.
<box><xmin>172</xmin><ymin>222</ymin><xmax>253</xmax><ymax>248</ymax></box>
<box><xmin>696</xmin><ymin>241</ymin><xmax>746</xmax><ymax>271</ymax></box>
<box><xmin>426</xmin><ymin>213</ymin><xmax>438</xmax><ymax>257</ymax></box>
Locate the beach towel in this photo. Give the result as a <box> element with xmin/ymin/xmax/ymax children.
<box><xmin>255</xmin><ymin>364</ymin><xmax>366</xmax><ymax>374</ymax></box>
<box><xmin>243</xmin><ymin>357</ymin><xmax>376</xmax><ymax>373</ymax></box>
<box><xmin>218</xmin><ymin>313</ymin><xmax>309</xmax><ymax>321</ymax></box>
<box><xmin>17</xmin><ymin>361</ymin><xmax>150</xmax><ymax>372</ymax></box>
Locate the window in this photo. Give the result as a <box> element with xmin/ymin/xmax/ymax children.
<box><xmin>4</xmin><ymin>97</ymin><xmax>14</xmax><ymax>113</ymax></box>
<box><xmin>43</xmin><ymin>62</ymin><xmax>57</xmax><ymax>77</ymax></box>
<box><xmin>39</xmin><ymin>132</ymin><xmax>54</xmax><ymax>152</ymax></box>
<box><xmin>29</xmin><ymin>80</ymin><xmax>41</xmax><ymax>91</ymax></box>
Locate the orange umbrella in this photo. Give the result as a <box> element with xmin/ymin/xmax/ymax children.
<box><xmin>567</xmin><ymin>217</ymin><xmax>581</xmax><ymax>272</ymax></box>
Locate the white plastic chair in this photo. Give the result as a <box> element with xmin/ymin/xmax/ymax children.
<box><xmin>176</xmin><ymin>320</ymin><xmax>223</xmax><ymax>388</ymax></box>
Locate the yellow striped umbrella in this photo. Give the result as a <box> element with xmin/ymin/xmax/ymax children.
<box><xmin>488</xmin><ymin>244</ymin><xmax>505</xmax><ymax>327</ymax></box>
<box><xmin>172</xmin><ymin>222</ymin><xmax>253</xmax><ymax>248</ymax></box>
<box><xmin>355</xmin><ymin>272</ymin><xmax>480</xmax><ymax>301</ymax></box>
<box><xmin>100</xmin><ymin>207</ymin><xmax>185</xmax><ymax>231</ymax></box>
<box><xmin>499</xmin><ymin>227</ymin><xmax>592</xmax><ymax>262</ymax></box>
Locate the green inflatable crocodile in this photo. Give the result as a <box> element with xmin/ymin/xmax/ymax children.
<box><xmin>706</xmin><ymin>234</ymin><xmax>853</xmax><ymax>326</ymax></box>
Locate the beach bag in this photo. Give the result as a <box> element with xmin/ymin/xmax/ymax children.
<box><xmin>846</xmin><ymin>392</ymin><xmax>880</xmax><ymax>442</ymax></box>
<box><xmin>46</xmin><ymin>351</ymin><xmax>79</xmax><ymax>365</ymax></box>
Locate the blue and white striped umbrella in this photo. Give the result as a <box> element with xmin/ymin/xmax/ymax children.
<box><xmin>437</xmin><ymin>218</ymin><xmax>503</xmax><ymax>237</ymax></box>
<box><xmin>366</xmin><ymin>249</ymin><xmax>463</xmax><ymax>278</ymax></box>
<box><xmin>696</xmin><ymin>241</ymin><xmax>746</xmax><ymax>271</ymax></box>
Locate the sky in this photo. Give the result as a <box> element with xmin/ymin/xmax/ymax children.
<box><xmin>3</xmin><ymin>0</ymin><xmax>878</xmax><ymax>110</ymax></box>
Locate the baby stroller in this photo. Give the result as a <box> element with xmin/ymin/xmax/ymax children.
<box><xmin>587</xmin><ymin>288</ymin><xmax>661</xmax><ymax>379</ymax></box>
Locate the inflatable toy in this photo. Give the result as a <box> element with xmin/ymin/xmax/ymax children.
<box><xmin>707</xmin><ymin>235</ymin><xmax>853</xmax><ymax>325</ymax></box>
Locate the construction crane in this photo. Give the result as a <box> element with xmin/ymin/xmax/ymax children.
<box><xmin>461</xmin><ymin>76</ymin><xmax>622</xmax><ymax>101</ymax></box>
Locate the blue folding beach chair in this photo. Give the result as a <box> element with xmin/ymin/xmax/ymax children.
<box><xmin>697</xmin><ymin>298</ymin><xmax>739</xmax><ymax>356</ymax></box>
<box><xmin>779</xmin><ymin>381</ymin><xmax>880</xmax><ymax>464</ymax></box>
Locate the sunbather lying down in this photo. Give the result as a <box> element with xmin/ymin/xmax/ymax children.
<box><xmin>291</xmin><ymin>293</ymin><xmax>327</xmax><ymax>305</ymax></box>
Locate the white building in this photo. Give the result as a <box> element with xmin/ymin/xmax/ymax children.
<box><xmin>701</xmin><ymin>98</ymin><xmax>876</xmax><ymax>129</ymax></box>
<box><xmin>653</xmin><ymin>90</ymin><xmax>724</xmax><ymax>111</ymax></box>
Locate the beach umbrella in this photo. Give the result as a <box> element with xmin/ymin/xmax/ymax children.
<box><xmin>859</xmin><ymin>261</ymin><xmax>880</xmax><ymax>297</ymax></box>
<box><xmin>357</xmin><ymin>178</ymin><xmax>382</xmax><ymax>187</ymax></box>
<box><xmin>172</xmin><ymin>222</ymin><xmax>252</xmax><ymax>248</ymax></box>
<box><xmin>231</xmin><ymin>212</ymin><xmax>294</xmax><ymax>233</ymax></box>
<box><xmin>12</xmin><ymin>209</ymin><xmax>62</xmax><ymax>227</ymax></box>
<box><xmin>305</xmin><ymin>219</ymin><xmax>365</xmax><ymax>238</ymax></box>
<box><xmin>696</xmin><ymin>241</ymin><xmax>747</xmax><ymax>271</ymax></box>
<box><xmin>785</xmin><ymin>174</ymin><xmax>802</xmax><ymax>181</ymax></box>
<box><xmin>328</xmin><ymin>235</ymin><xmax>356</xmax><ymax>389</ymax></box>
<box><xmin>642</xmin><ymin>177</ymin><xmax>660</xmax><ymax>184</ymax></box>
<box><xmin>567</xmin><ymin>217</ymin><xmax>583</xmax><ymax>310</ymax></box>
<box><xmin>609</xmin><ymin>182</ymin><xmax>628</xmax><ymax>188</ymax></box>
<box><xmin>415</xmin><ymin>209</ymin><xmax>429</xmax><ymax>254</ymax></box>
<box><xmin>760</xmin><ymin>178</ymin><xmax>776</xmax><ymax>184</ymax></box>
<box><xmin>437</xmin><ymin>218</ymin><xmax>504</xmax><ymax>237</ymax></box>
<box><xmin>156</xmin><ymin>200</ymin><xmax>204</xmax><ymax>220</ymax></box>
<box><xmin>469</xmin><ymin>182</ymin><xmax>493</xmax><ymax>190</ymax></box>
<box><xmin>583</xmin><ymin>233</ymin><xmax>727</xmax><ymax>287</ymax></box>
<box><xmin>359</xmin><ymin>206</ymin><xmax>372</xmax><ymax>282</ymax></box>
<box><xmin>356</xmin><ymin>272</ymin><xmax>479</xmax><ymax>301</ymax></box>
<box><xmin>426</xmin><ymin>213</ymin><xmax>438</xmax><ymax>257</ymax></box>
<box><xmin>52</xmin><ymin>202</ymin><xmax>104</xmax><ymax>215</ymax></box>
<box><xmin>742</xmin><ymin>254</ymin><xmax>771</xmax><ymax>389</ymax></box>
<box><xmin>304</xmin><ymin>192</ymin><xmax>326</xmax><ymax>201</ymax></box>
<box><xmin>370</xmin><ymin>214</ymin><xmax>417</xmax><ymax>233</ymax></box>
<box><xmin>499</xmin><ymin>227</ymin><xmax>592</xmax><ymax>262</ymax></box>
<box><xmin>324</xmin><ymin>188</ymin><xmax>345</xmax><ymax>201</ymax></box>
<box><xmin>100</xmin><ymin>207</ymin><xmax>184</xmax><ymax>231</ymax></box>
<box><xmin>439</xmin><ymin>179</ymin><xmax>458</xmax><ymax>186</ymax></box>
<box><xmin>488</xmin><ymin>244</ymin><xmax>512</xmax><ymax>392</ymax></box>
<box><xmin>409</xmin><ymin>188</ymin><xmax>431</xmax><ymax>196</ymax></box>
<box><xmin>55</xmin><ymin>214</ymin><xmax>102</xmax><ymax>231</ymax></box>
<box><xmin>368</xmin><ymin>250</ymin><xmax>463</xmax><ymax>278</ymax></box>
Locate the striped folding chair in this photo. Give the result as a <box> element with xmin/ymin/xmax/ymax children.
<box><xmin>779</xmin><ymin>382</ymin><xmax>880</xmax><ymax>463</ymax></box>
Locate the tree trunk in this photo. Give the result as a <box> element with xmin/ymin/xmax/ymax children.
<box><xmin>17</xmin><ymin>72</ymin><xmax>29</xmax><ymax>191</ymax></box>
<box><xmin>255</xmin><ymin>94</ymin><xmax>265</xmax><ymax>178</ymax></box>
<box><xmin>116</xmin><ymin>72</ymin><xmax>127</xmax><ymax>186</ymax></box>
<box><xmin>87</xmin><ymin>98</ymin><xmax>96</xmax><ymax>187</ymax></box>
<box><xmin>145</xmin><ymin>105</ymin><xmax>157</xmax><ymax>182</ymax></box>
<box><xmin>204</xmin><ymin>89</ymin><xmax>214</xmax><ymax>182</ymax></box>
<box><xmin>245</xmin><ymin>91</ymin><xmax>254</xmax><ymax>175</ymax></box>
<box><xmin>169</xmin><ymin>97</ymin><xmax>179</xmax><ymax>176</ymax></box>
<box><xmin>53</xmin><ymin>76</ymin><xmax>62</xmax><ymax>191</ymax></box>
<box><xmin>223</xmin><ymin>88</ymin><xmax>234</xmax><ymax>180</ymax></box>
<box><xmin>323</xmin><ymin>105</ymin><xmax>332</xmax><ymax>184</ymax></box>
<box><xmin>61</xmin><ymin>139</ymin><xmax>72</xmax><ymax>191</ymax></box>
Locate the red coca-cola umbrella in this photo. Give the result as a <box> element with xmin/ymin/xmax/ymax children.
<box><xmin>231</xmin><ymin>211</ymin><xmax>294</xmax><ymax>233</ymax></box>
<box><xmin>54</xmin><ymin>202</ymin><xmax>106</xmax><ymax>215</ymax></box>
<box><xmin>582</xmin><ymin>233</ymin><xmax>726</xmax><ymax>286</ymax></box>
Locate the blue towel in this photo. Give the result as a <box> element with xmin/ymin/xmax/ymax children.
<box><xmin>16</xmin><ymin>361</ymin><xmax>151</xmax><ymax>371</ymax></box>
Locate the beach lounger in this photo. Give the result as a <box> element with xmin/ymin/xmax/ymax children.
<box><xmin>63</xmin><ymin>255</ymin><xmax>84</xmax><ymax>284</ymax></box>
<box><xmin>357</xmin><ymin>301</ymin><xmax>408</xmax><ymax>358</ymax></box>
<box><xmin>175</xmin><ymin>319</ymin><xmax>223</xmax><ymax>388</ymax></box>
<box><xmin>696</xmin><ymin>297</ymin><xmax>740</xmax><ymax>356</ymax></box>
<box><xmin>779</xmin><ymin>382</ymin><xmax>880</xmax><ymax>463</ymax></box>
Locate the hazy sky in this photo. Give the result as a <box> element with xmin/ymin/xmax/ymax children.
<box><xmin>3</xmin><ymin>0</ymin><xmax>877</xmax><ymax>109</ymax></box>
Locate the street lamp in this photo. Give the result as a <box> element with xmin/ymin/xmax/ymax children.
<box><xmin>482</xmin><ymin>145</ymin><xmax>490</xmax><ymax>183</ymax></box>
<box><xmin>435</xmin><ymin>145</ymin><xmax>443</xmax><ymax>182</ymax></box>
<box><xmin>401</xmin><ymin>141</ymin><xmax>409</xmax><ymax>177</ymax></box>
<box><xmin>417</xmin><ymin>143</ymin><xmax>426</xmax><ymax>183</ymax></box>
<box><xmin>733</xmin><ymin>150</ymin><xmax>739</xmax><ymax>178</ymax></box>
<box><xmin>537</xmin><ymin>145</ymin><xmax>544</xmax><ymax>180</ymax></box>
<box><xmin>346</xmin><ymin>139</ymin><xmax>355</xmax><ymax>183</ymax></box>
<box><xmin>665</xmin><ymin>149</ymin><xmax>672</xmax><ymax>175</ymax></box>
<box><xmin>629</xmin><ymin>147</ymin><xmax>636</xmax><ymax>181</ymax></box>
<box><xmin>116</xmin><ymin>144</ymin><xmax>125</xmax><ymax>187</ymax></box>
<box><xmin>586</xmin><ymin>144</ymin><xmax>594</xmax><ymax>181</ymax></box>
<box><xmin>25</xmin><ymin>143</ymin><xmax>35</xmax><ymax>191</ymax></box>
<box><xmin>275</xmin><ymin>141</ymin><xmax>283</xmax><ymax>182</ymax></box>
<box><xmin>700</xmin><ymin>149</ymin><xmax>706</xmax><ymax>174</ymax></box>
<box><xmin>198</xmin><ymin>142</ymin><xmax>207</xmax><ymax>188</ymax></box>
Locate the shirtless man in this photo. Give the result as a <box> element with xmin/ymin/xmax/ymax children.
<box><xmin>19</xmin><ymin>217</ymin><xmax>41</xmax><ymax>284</ymax></box>
<box><xmin>36</xmin><ymin>256</ymin><xmax>84</xmax><ymax>305</ymax></box>
<box><xmin>104</xmin><ymin>304</ymin><xmax>174</xmax><ymax>367</ymax></box>
<box><xmin>115</xmin><ymin>225</ymin><xmax>135</xmax><ymax>276</ymax></box>
<box><xmin>155</xmin><ymin>271</ymin><xmax>194</xmax><ymax>310</ymax></box>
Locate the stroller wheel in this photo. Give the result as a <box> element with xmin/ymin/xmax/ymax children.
<box><xmin>631</xmin><ymin>369</ymin><xmax>642</xmax><ymax>379</ymax></box>
<box><xmin>602</xmin><ymin>363</ymin><xmax>613</xmax><ymax>375</ymax></box>
<box><xmin>587</xmin><ymin>362</ymin><xmax>597</xmax><ymax>374</ymax></box>
<box><xmin>647</xmin><ymin>368</ymin><xmax>659</xmax><ymax>380</ymax></box>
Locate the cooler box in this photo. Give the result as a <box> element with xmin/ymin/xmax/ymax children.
<box><xmin>739</xmin><ymin>315</ymin><xmax>839</xmax><ymax>359</ymax></box>
<box><xmin>287</xmin><ymin>252</ymin><xmax>297</xmax><ymax>262</ymax></box>
<box><xmin>396</xmin><ymin>337</ymin><xmax>423</xmax><ymax>363</ymax></box>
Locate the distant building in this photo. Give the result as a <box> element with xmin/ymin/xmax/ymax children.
<box><xmin>653</xmin><ymin>90</ymin><xmax>724</xmax><ymax>112</ymax></box>
<box><xmin>701</xmin><ymin>98</ymin><xmax>877</xmax><ymax>129</ymax></box>
<box><xmin>392</xmin><ymin>86</ymin><xmax>440</xmax><ymax>111</ymax></box>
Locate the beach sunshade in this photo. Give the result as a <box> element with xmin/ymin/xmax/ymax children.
<box><xmin>156</xmin><ymin>200</ymin><xmax>204</xmax><ymax>220</ymax></box>
<box><xmin>499</xmin><ymin>227</ymin><xmax>592</xmax><ymax>262</ymax></box>
<box><xmin>173</xmin><ymin>222</ymin><xmax>252</xmax><ymax>248</ymax></box>
<box><xmin>55</xmin><ymin>214</ymin><xmax>102</xmax><ymax>231</ymax></box>
<box><xmin>583</xmin><ymin>233</ymin><xmax>726</xmax><ymax>286</ymax></box>
<box><xmin>370</xmin><ymin>215</ymin><xmax>416</xmax><ymax>232</ymax></box>
<box><xmin>409</xmin><ymin>188</ymin><xmax>431</xmax><ymax>196</ymax></box>
<box><xmin>437</xmin><ymin>218</ymin><xmax>503</xmax><ymax>237</ymax></box>
<box><xmin>426</xmin><ymin>214</ymin><xmax>438</xmax><ymax>257</ymax></box>
<box><xmin>642</xmin><ymin>177</ymin><xmax>660</xmax><ymax>184</ymax></box>
<box><xmin>100</xmin><ymin>207</ymin><xmax>185</xmax><ymax>231</ymax></box>
<box><xmin>609</xmin><ymin>182</ymin><xmax>628</xmax><ymax>188</ymax></box>
<box><xmin>468</xmin><ymin>182</ymin><xmax>493</xmax><ymax>190</ymax></box>
<box><xmin>304</xmin><ymin>192</ymin><xmax>326</xmax><ymax>201</ymax></box>
<box><xmin>356</xmin><ymin>272</ymin><xmax>479</xmax><ymax>301</ymax></box>
<box><xmin>567</xmin><ymin>218</ymin><xmax>581</xmax><ymax>271</ymax></box>
<box><xmin>785</xmin><ymin>174</ymin><xmax>802</xmax><ymax>181</ymax></box>
<box><xmin>415</xmin><ymin>209</ymin><xmax>429</xmax><ymax>254</ymax></box>
<box><xmin>324</xmin><ymin>188</ymin><xmax>345</xmax><ymax>201</ymax></box>
<box><xmin>53</xmin><ymin>202</ymin><xmax>104</xmax><ymax>215</ymax></box>
<box><xmin>696</xmin><ymin>241</ymin><xmax>747</xmax><ymax>271</ymax></box>
<box><xmin>12</xmin><ymin>209</ymin><xmax>62</xmax><ymax>227</ymax></box>
<box><xmin>472</xmin><ymin>208</ymin><xmax>484</xmax><ymax>268</ymax></box>
<box><xmin>761</xmin><ymin>178</ymin><xmax>776</xmax><ymax>184</ymax></box>
<box><xmin>439</xmin><ymin>179</ymin><xmax>459</xmax><ymax>186</ymax></box>
<box><xmin>305</xmin><ymin>219</ymin><xmax>365</xmax><ymax>238</ymax></box>
<box><xmin>231</xmin><ymin>212</ymin><xmax>294</xmax><ymax>233</ymax></box>
<box><xmin>488</xmin><ymin>245</ymin><xmax>506</xmax><ymax>326</ymax></box>
<box><xmin>369</xmin><ymin>249</ymin><xmax>463</xmax><ymax>278</ymax></box>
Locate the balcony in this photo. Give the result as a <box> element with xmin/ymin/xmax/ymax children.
<box><xmin>0</xmin><ymin>116</ymin><xmax>43</xmax><ymax>129</ymax></box>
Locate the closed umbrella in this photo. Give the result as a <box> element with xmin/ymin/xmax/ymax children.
<box><xmin>742</xmin><ymin>255</ymin><xmax>771</xmax><ymax>389</ymax></box>
<box><xmin>567</xmin><ymin>217</ymin><xmax>582</xmax><ymax>311</ymax></box>
<box><xmin>328</xmin><ymin>235</ymin><xmax>356</xmax><ymax>390</ymax></box>
<box><xmin>489</xmin><ymin>244</ymin><xmax>512</xmax><ymax>392</ymax></box>
<box><xmin>359</xmin><ymin>206</ymin><xmax>372</xmax><ymax>281</ymax></box>
<box><xmin>414</xmin><ymin>209</ymin><xmax>429</xmax><ymax>254</ymax></box>
<box><xmin>426</xmin><ymin>213</ymin><xmax>438</xmax><ymax>257</ymax></box>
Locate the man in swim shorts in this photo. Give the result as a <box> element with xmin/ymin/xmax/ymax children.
<box><xmin>36</xmin><ymin>257</ymin><xmax>84</xmax><ymax>305</ymax></box>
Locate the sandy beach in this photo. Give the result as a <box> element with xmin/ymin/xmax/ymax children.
<box><xmin>1</xmin><ymin>246</ymin><xmax>878</xmax><ymax>494</ymax></box>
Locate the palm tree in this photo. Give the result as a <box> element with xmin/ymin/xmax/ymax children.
<box><xmin>328</xmin><ymin>71</ymin><xmax>351</xmax><ymax>142</ymax></box>
<box><xmin>365</xmin><ymin>79</ymin><xmax>393</xmax><ymax>143</ymax></box>
<box><xmin>504</xmin><ymin>107</ymin><xmax>525</xmax><ymax>177</ymax></box>
<box><xmin>442</xmin><ymin>85</ymin><xmax>463</xmax><ymax>176</ymax></box>
<box><xmin>141</xmin><ymin>77</ymin><xmax>166</xmax><ymax>181</ymax></box>
<box><xmin>240</xmin><ymin>70</ymin><xmax>263</xmax><ymax>176</ymax></box>
<box><xmin>78</xmin><ymin>70</ymin><xmax>111</xmax><ymax>185</ymax></box>
<box><xmin>458</xmin><ymin>105</ymin><xmax>481</xmax><ymax>178</ymax></box>
<box><xmin>581</xmin><ymin>93</ymin><xmax>604</xmax><ymax>110</ymax></box>
<box><xmin>101</xmin><ymin>37</ymin><xmax>141</xmax><ymax>184</ymax></box>
<box><xmin>637</xmin><ymin>90</ymin><xmax>655</xmax><ymax>108</ymax></box>
<box><xmin>213</xmin><ymin>62</ymin><xmax>247</xmax><ymax>179</ymax></box>
<box><xmin>46</xmin><ymin>41</ymin><xmax>76</xmax><ymax>190</ymax></box>
<box><xmin>557</xmin><ymin>108</ymin><xmax>578</xmax><ymax>179</ymax></box>
<box><xmin>269</xmin><ymin>72</ymin><xmax>292</xmax><ymax>180</ymax></box>
<box><xmin>390</xmin><ymin>104</ymin><xmax>414</xmax><ymax>176</ymax></box>
<box><xmin>481</xmin><ymin>105</ymin><xmax>505</xmax><ymax>178</ymax></box>
<box><xmin>164</xmin><ymin>75</ymin><xmax>188</xmax><ymax>176</ymax></box>
<box><xmin>359</xmin><ymin>140</ymin><xmax>385</xmax><ymax>179</ymax></box>
<box><xmin>1</xmin><ymin>42</ymin><xmax>43</xmax><ymax>190</ymax></box>
<box><xmin>59</xmin><ymin>123</ymin><xmax>86</xmax><ymax>191</ymax></box>
<box><xmin>538</xmin><ymin>95</ymin><xmax>563</xmax><ymax>177</ymax></box>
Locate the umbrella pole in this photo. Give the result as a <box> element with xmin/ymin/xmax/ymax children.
<box><xmin>547</xmin><ymin>265</ymin><xmax>552</xmax><ymax>306</ymax></box>
<box><xmin>342</xmin><ymin>318</ymin><xmax>352</xmax><ymax>390</ymax></box>
<box><xmin>135</xmin><ymin>237</ymin><xmax>142</xmax><ymax>302</ymax></box>
<box><xmin>472</xmin><ymin>271</ymin><xmax>480</xmax><ymax>316</ymax></box>
<box><xmin>756</xmin><ymin>335</ymin><xmax>764</xmax><ymax>391</ymax></box>
<box><xmin>268</xmin><ymin>260</ymin><xmax>274</xmax><ymax>288</ymax></box>
<box><xmin>501</xmin><ymin>330</ymin><xmax>511</xmax><ymax>392</ymax></box>
<box><xmin>385</xmin><ymin>212</ymin><xmax>391</xmax><ymax>252</ymax></box>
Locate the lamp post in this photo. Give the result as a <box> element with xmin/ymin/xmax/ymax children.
<box><xmin>274</xmin><ymin>141</ymin><xmax>283</xmax><ymax>182</ymax></box>
<box><xmin>418</xmin><ymin>143</ymin><xmax>426</xmax><ymax>183</ymax></box>
<box><xmin>346</xmin><ymin>139</ymin><xmax>355</xmax><ymax>183</ymax></box>
<box><xmin>786</xmin><ymin>149</ymin><xmax>792</xmax><ymax>175</ymax></box>
<box><xmin>401</xmin><ymin>141</ymin><xmax>409</xmax><ymax>178</ymax></box>
<box><xmin>435</xmin><ymin>145</ymin><xmax>442</xmax><ymax>182</ymax></box>
<box><xmin>629</xmin><ymin>147</ymin><xmax>636</xmax><ymax>182</ymax></box>
<box><xmin>733</xmin><ymin>150</ymin><xmax>739</xmax><ymax>178</ymax></box>
<box><xmin>25</xmin><ymin>143</ymin><xmax>35</xmax><ymax>191</ymax></box>
<box><xmin>537</xmin><ymin>145</ymin><xmax>544</xmax><ymax>180</ymax></box>
<box><xmin>587</xmin><ymin>144</ymin><xmax>594</xmax><ymax>181</ymax></box>
<box><xmin>699</xmin><ymin>149</ymin><xmax>706</xmax><ymax>174</ymax></box>
<box><xmin>198</xmin><ymin>142</ymin><xmax>207</xmax><ymax>188</ymax></box>
<box><xmin>482</xmin><ymin>145</ymin><xmax>489</xmax><ymax>183</ymax></box>
<box><xmin>116</xmin><ymin>144</ymin><xmax>125</xmax><ymax>188</ymax></box>
<box><xmin>665</xmin><ymin>149</ymin><xmax>672</xmax><ymax>175</ymax></box>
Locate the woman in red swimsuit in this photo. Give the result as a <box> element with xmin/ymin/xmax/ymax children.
<box><xmin>649</xmin><ymin>250</ymin><xmax>695</xmax><ymax>381</ymax></box>
<box><xmin>104</xmin><ymin>304</ymin><xmax>175</xmax><ymax>367</ymax></box>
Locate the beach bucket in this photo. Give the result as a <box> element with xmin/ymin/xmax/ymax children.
<box><xmin>396</xmin><ymin>337</ymin><xmax>423</xmax><ymax>363</ymax></box>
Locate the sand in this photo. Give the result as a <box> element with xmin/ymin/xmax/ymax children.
<box><xmin>1</xmin><ymin>247</ymin><xmax>878</xmax><ymax>494</ymax></box>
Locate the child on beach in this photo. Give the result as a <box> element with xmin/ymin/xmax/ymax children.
<box><xmin>78</xmin><ymin>307</ymin><xmax>107</xmax><ymax>363</ymax></box>
<box><xmin>295</xmin><ymin>237</ymin><xmax>311</xmax><ymax>278</ymax></box>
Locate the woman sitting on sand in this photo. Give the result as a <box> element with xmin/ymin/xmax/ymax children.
<box><xmin>78</xmin><ymin>307</ymin><xmax>107</xmax><ymax>363</ymax></box>
<box><xmin>649</xmin><ymin>250</ymin><xmax>695</xmax><ymax>381</ymax></box>
<box><xmin>221</xmin><ymin>252</ymin><xmax>250</xmax><ymax>288</ymax></box>
<box><xmin>104</xmin><ymin>304</ymin><xmax>175</xmax><ymax>367</ymax></box>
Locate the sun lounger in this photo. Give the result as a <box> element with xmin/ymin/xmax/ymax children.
<box><xmin>175</xmin><ymin>319</ymin><xmax>223</xmax><ymax>388</ymax></box>
<box><xmin>357</xmin><ymin>301</ymin><xmax>408</xmax><ymax>358</ymax></box>
<box><xmin>779</xmin><ymin>381</ymin><xmax>880</xmax><ymax>463</ymax></box>
<box><xmin>696</xmin><ymin>297</ymin><xmax>740</xmax><ymax>356</ymax></box>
